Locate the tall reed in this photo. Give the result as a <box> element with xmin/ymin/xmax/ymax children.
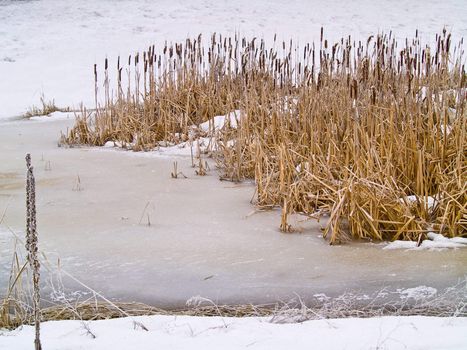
<box><xmin>25</xmin><ymin>154</ymin><xmax>42</xmax><ymax>350</ymax></box>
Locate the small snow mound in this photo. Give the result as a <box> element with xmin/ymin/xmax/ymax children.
<box><xmin>198</xmin><ymin>110</ymin><xmax>240</xmax><ymax>133</ymax></box>
<box><xmin>383</xmin><ymin>232</ymin><xmax>467</xmax><ymax>251</ymax></box>
<box><xmin>103</xmin><ymin>140</ymin><xmax>127</xmax><ymax>148</ymax></box>
<box><xmin>103</xmin><ymin>141</ymin><xmax>115</xmax><ymax>148</ymax></box>
<box><xmin>158</xmin><ymin>137</ymin><xmax>212</xmax><ymax>157</ymax></box>
<box><xmin>398</xmin><ymin>195</ymin><xmax>438</xmax><ymax>209</ymax></box>
<box><xmin>295</xmin><ymin>161</ymin><xmax>310</xmax><ymax>173</ymax></box>
<box><xmin>29</xmin><ymin>111</ymin><xmax>74</xmax><ymax>122</ymax></box>
<box><xmin>383</xmin><ymin>240</ymin><xmax>417</xmax><ymax>250</ymax></box>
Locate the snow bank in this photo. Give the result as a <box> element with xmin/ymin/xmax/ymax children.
<box><xmin>1</xmin><ymin>315</ymin><xmax>466</xmax><ymax>350</ymax></box>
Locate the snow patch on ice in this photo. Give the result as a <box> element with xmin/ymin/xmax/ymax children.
<box><xmin>383</xmin><ymin>240</ymin><xmax>418</xmax><ymax>250</ymax></box>
<box><xmin>29</xmin><ymin>111</ymin><xmax>75</xmax><ymax>122</ymax></box>
<box><xmin>383</xmin><ymin>232</ymin><xmax>467</xmax><ymax>251</ymax></box>
<box><xmin>398</xmin><ymin>286</ymin><xmax>437</xmax><ymax>300</ymax></box>
<box><xmin>103</xmin><ymin>140</ymin><xmax>127</xmax><ymax>149</ymax></box>
<box><xmin>97</xmin><ymin>136</ymin><xmax>214</xmax><ymax>159</ymax></box>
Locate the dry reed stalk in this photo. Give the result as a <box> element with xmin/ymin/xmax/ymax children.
<box><xmin>25</xmin><ymin>154</ymin><xmax>42</xmax><ymax>350</ymax></box>
<box><xmin>0</xmin><ymin>246</ymin><xmax>29</xmax><ymax>329</ymax></box>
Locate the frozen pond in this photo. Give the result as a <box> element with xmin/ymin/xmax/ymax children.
<box><xmin>0</xmin><ymin>117</ymin><xmax>466</xmax><ymax>307</ymax></box>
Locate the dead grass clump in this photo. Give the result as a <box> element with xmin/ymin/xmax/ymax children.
<box><xmin>7</xmin><ymin>284</ymin><xmax>466</xmax><ymax>326</ymax></box>
<box><xmin>24</xmin><ymin>94</ymin><xmax>68</xmax><ymax>118</ymax></box>
<box><xmin>62</xmin><ymin>30</ymin><xmax>466</xmax><ymax>243</ymax></box>
<box><xmin>0</xmin><ymin>248</ymin><xmax>30</xmax><ymax>330</ymax></box>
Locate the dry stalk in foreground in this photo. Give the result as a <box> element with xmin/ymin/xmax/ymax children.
<box><xmin>62</xmin><ymin>29</ymin><xmax>466</xmax><ymax>243</ymax></box>
<box><xmin>25</xmin><ymin>154</ymin><xmax>42</xmax><ymax>350</ymax></box>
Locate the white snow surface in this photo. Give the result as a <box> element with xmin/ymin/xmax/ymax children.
<box><xmin>101</xmin><ymin>136</ymin><xmax>214</xmax><ymax>158</ymax></box>
<box><xmin>384</xmin><ymin>233</ymin><xmax>467</xmax><ymax>251</ymax></box>
<box><xmin>399</xmin><ymin>195</ymin><xmax>438</xmax><ymax>209</ymax></box>
<box><xmin>1</xmin><ymin>315</ymin><xmax>467</xmax><ymax>350</ymax></box>
<box><xmin>28</xmin><ymin>111</ymin><xmax>75</xmax><ymax>122</ymax></box>
<box><xmin>1</xmin><ymin>0</ymin><xmax>466</xmax><ymax>119</ymax></box>
<box><xmin>198</xmin><ymin>110</ymin><xmax>240</xmax><ymax>132</ymax></box>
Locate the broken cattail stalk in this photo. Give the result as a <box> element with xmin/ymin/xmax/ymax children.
<box><xmin>25</xmin><ymin>154</ymin><xmax>42</xmax><ymax>350</ymax></box>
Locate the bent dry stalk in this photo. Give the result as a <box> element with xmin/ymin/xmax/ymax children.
<box><xmin>25</xmin><ymin>154</ymin><xmax>42</xmax><ymax>350</ymax></box>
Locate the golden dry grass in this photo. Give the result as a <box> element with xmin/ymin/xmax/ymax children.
<box><xmin>62</xmin><ymin>29</ymin><xmax>466</xmax><ymax>243</ymax></box>
<box><xmin>3</xmin><ymin>286</ymin><xmax>466</xmax><ymax>329</ymax></box>
<box><xmin>23</xmin><ymin>94</ymin><xmax>68</xmax><ymax>118</ymax></box>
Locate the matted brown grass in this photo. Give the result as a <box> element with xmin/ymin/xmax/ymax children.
<box><xmin>3</xmin><ymin>285</ymin><xmax>466</xmax><ymax>329</ymax></box>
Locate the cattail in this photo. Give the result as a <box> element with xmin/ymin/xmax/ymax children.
<box><xmin>25</xmin><ymin>154</ymin><xmax>42</xmax><ymax>350</ymax></box>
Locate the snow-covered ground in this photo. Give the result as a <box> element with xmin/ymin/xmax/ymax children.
<box><xmin>1</xmin><ymin>0</ymin><xmax>466</xmax><ymax>119</ymax></box>
<box><xmin>2</xmin><ymin>315</ymin><xmax>467</xmax><ymax>350</ymax></box>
